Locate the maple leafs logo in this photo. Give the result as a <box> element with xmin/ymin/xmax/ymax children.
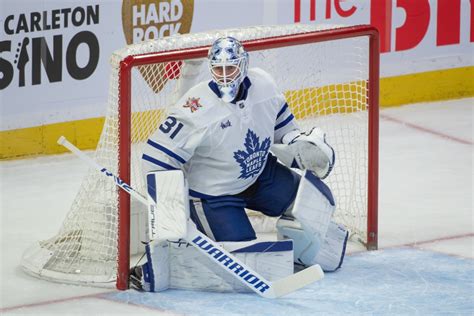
<box><xmin>233</xmin><ymin>129</ymin><xmax>271</xmax><ymax>179</ymax></box>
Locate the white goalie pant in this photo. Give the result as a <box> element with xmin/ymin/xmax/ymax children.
<box><xmin>143</xmin><ymin>239</ymin><xmax>294</xmax><ymax>292</ymax></box>
<box><xmin>277</xmin><ymin>170</ymin><xmax>348</xmax><ymax>271</ymax></box>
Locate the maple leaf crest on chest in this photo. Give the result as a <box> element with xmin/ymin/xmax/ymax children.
<box><xmin>233</xmin><ymin>129</ymin><xmax>271</xmax><ymax>179</ymax></box>
<box><xmin>183</xmin><ymin>97</ymin><xmax>203</xmax><ymax>113</ymax></box>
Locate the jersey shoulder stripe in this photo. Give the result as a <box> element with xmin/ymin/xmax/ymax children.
<box><xmin>277</xmin><ymin>103</ymin><xmax>289</xmax><ymax>119</ymax></box>
<box><xmin>275</xmin><ymin>114</ymin><xmax>295</xmax><ymax>130</ymax></box>
<box><xmin>146</xmin><ymin>139</ymin><xmax>187</xmax><ymax>164</ymax></box>
<box><xmin>142</xmin><ymin>154</ymin><xmax>178</xmax><ymax>171</ymax></box>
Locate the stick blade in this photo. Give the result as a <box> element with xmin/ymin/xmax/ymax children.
<box><xmin>269</xmin><ymin>264</ymin><xmax>324</xmax><ymax>298</ymax></box>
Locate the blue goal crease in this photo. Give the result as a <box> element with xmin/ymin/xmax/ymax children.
<box><xmin>105</xmin><ymin>247</ymin><xmax>474</xmax><ymax>316</ymax></box>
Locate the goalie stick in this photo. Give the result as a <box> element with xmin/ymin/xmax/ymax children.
<box><xmin>57</xmin><ymin>136</ymin><xmax>324</xmax><ymax>298</ymax></box>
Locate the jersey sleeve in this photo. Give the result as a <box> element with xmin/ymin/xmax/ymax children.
<box><xmin>250</xmin><ymin>68</ymin><xmax>300</xmax><ymax>144</ymax></box>
<box><xmin>141</xmin><ymin>109</ymin><xmax>207</xmax><ymax>176</ymax></box>
<box><xmin>274</xmin><ymin>100</ymin><xmax>300</xmax><ymax>144</ymax></box>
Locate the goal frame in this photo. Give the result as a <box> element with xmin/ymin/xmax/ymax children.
<box><xmin>116</xmin><ymin>25</ymin><xmax>380</xmax><ymax>290</ymax></box>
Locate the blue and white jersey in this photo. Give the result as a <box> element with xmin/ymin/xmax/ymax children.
<box><xmin>142</xmin><ymin>68</ymin><xmax>299</xmax><ymax>198</ymax></box>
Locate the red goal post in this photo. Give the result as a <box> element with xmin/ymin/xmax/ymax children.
<box><xmin>20</xmin><ymin>24</ymin><xmax>379</xmax><ymax>291</ymax></box>
<box><xmin>117</xmin><ymin>24</ymin><xmax>379</xmax><ymax>290</ymax></box>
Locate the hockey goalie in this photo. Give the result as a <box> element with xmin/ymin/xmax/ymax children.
<box><xmin>130</xmin><ymin>37</ymin><xmax>349</xmax><ymax>293</ymax></box>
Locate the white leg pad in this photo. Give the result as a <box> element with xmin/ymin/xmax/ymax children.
<box><xmin>288</xmin><ymin>170</ymin><xmax>335</xmax><ymax>258</ymax></box>
<box><xmin>277</xmin><ymin>218</ymin><xmax>348</xmax><ymax>271</ymax></box>
<box><xmin>277</xmin><ymin>217</ymin><xmax>315</xmax><ymax>265</ymax></box>
<box><xmin>140</xmin><ymin>241</ymin><xmax>170</xmax><ymax>292</ymax></box>
<box><xmin>167</xmin><ymin>239</ymin><xmax>293</xmax><ymax>293</ymax></box>
<box><xmin>313</xmin><ymin>221</ymin><xmax>349</xmax><ymax>272</ymax></box>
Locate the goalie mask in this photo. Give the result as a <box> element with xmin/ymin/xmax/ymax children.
<box><xmin>208</xmin><ymin>37</ymin><xmax>249</xmax><ymax>103</ymax></box>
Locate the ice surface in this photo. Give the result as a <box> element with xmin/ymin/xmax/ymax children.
<box><xmin>105</xmin><ymin>248</ymin><xmax>473</xmax><ymax>315</ymax></box>
<box><xmin>1</xmin><ymin>98</ymin><xmax>473</xmax><ymax>315</ymax></box>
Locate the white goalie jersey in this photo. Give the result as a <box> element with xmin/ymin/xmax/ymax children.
<box><xmin>142</xmin><ymin>68</ymin><xmax>299</xmax><ymax>198</ymax></box>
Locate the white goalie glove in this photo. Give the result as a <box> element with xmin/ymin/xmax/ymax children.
<box><xmin>272</xmin><ymin>128</ymin><xmax>335</xmax><ymax>179</ymax></box>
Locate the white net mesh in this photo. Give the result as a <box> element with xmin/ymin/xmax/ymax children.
<box><xmin>21</xmin><ymin>24</ymin><xmax>376</xmax><ymax>287</ymax></box>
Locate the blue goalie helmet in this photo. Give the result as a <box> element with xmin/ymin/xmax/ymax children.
<box><xmin>208</xmin><ymin>36</ymin><xmax>249</xmax><ymax>103</ymax></box>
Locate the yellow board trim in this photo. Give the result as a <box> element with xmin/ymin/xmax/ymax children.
<box><xmin>380</xmin><ymin>66</ymin><xmax>474</xmax><ymax>107</ymax></box>
<box><xmin>0</xmin><ymin>118</ymin><xmax>104</xmax><ymax>159</ymax></box>
<box><xmin>1</xmin><ymin>66</ymin><xmax>473</xmax><ymax>160</ymax></box>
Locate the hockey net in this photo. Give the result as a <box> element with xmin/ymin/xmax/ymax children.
<box><xmin>21</xmin><ymin>24</ymin><xmax>379</xmax><ymax>289</ymax></box>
